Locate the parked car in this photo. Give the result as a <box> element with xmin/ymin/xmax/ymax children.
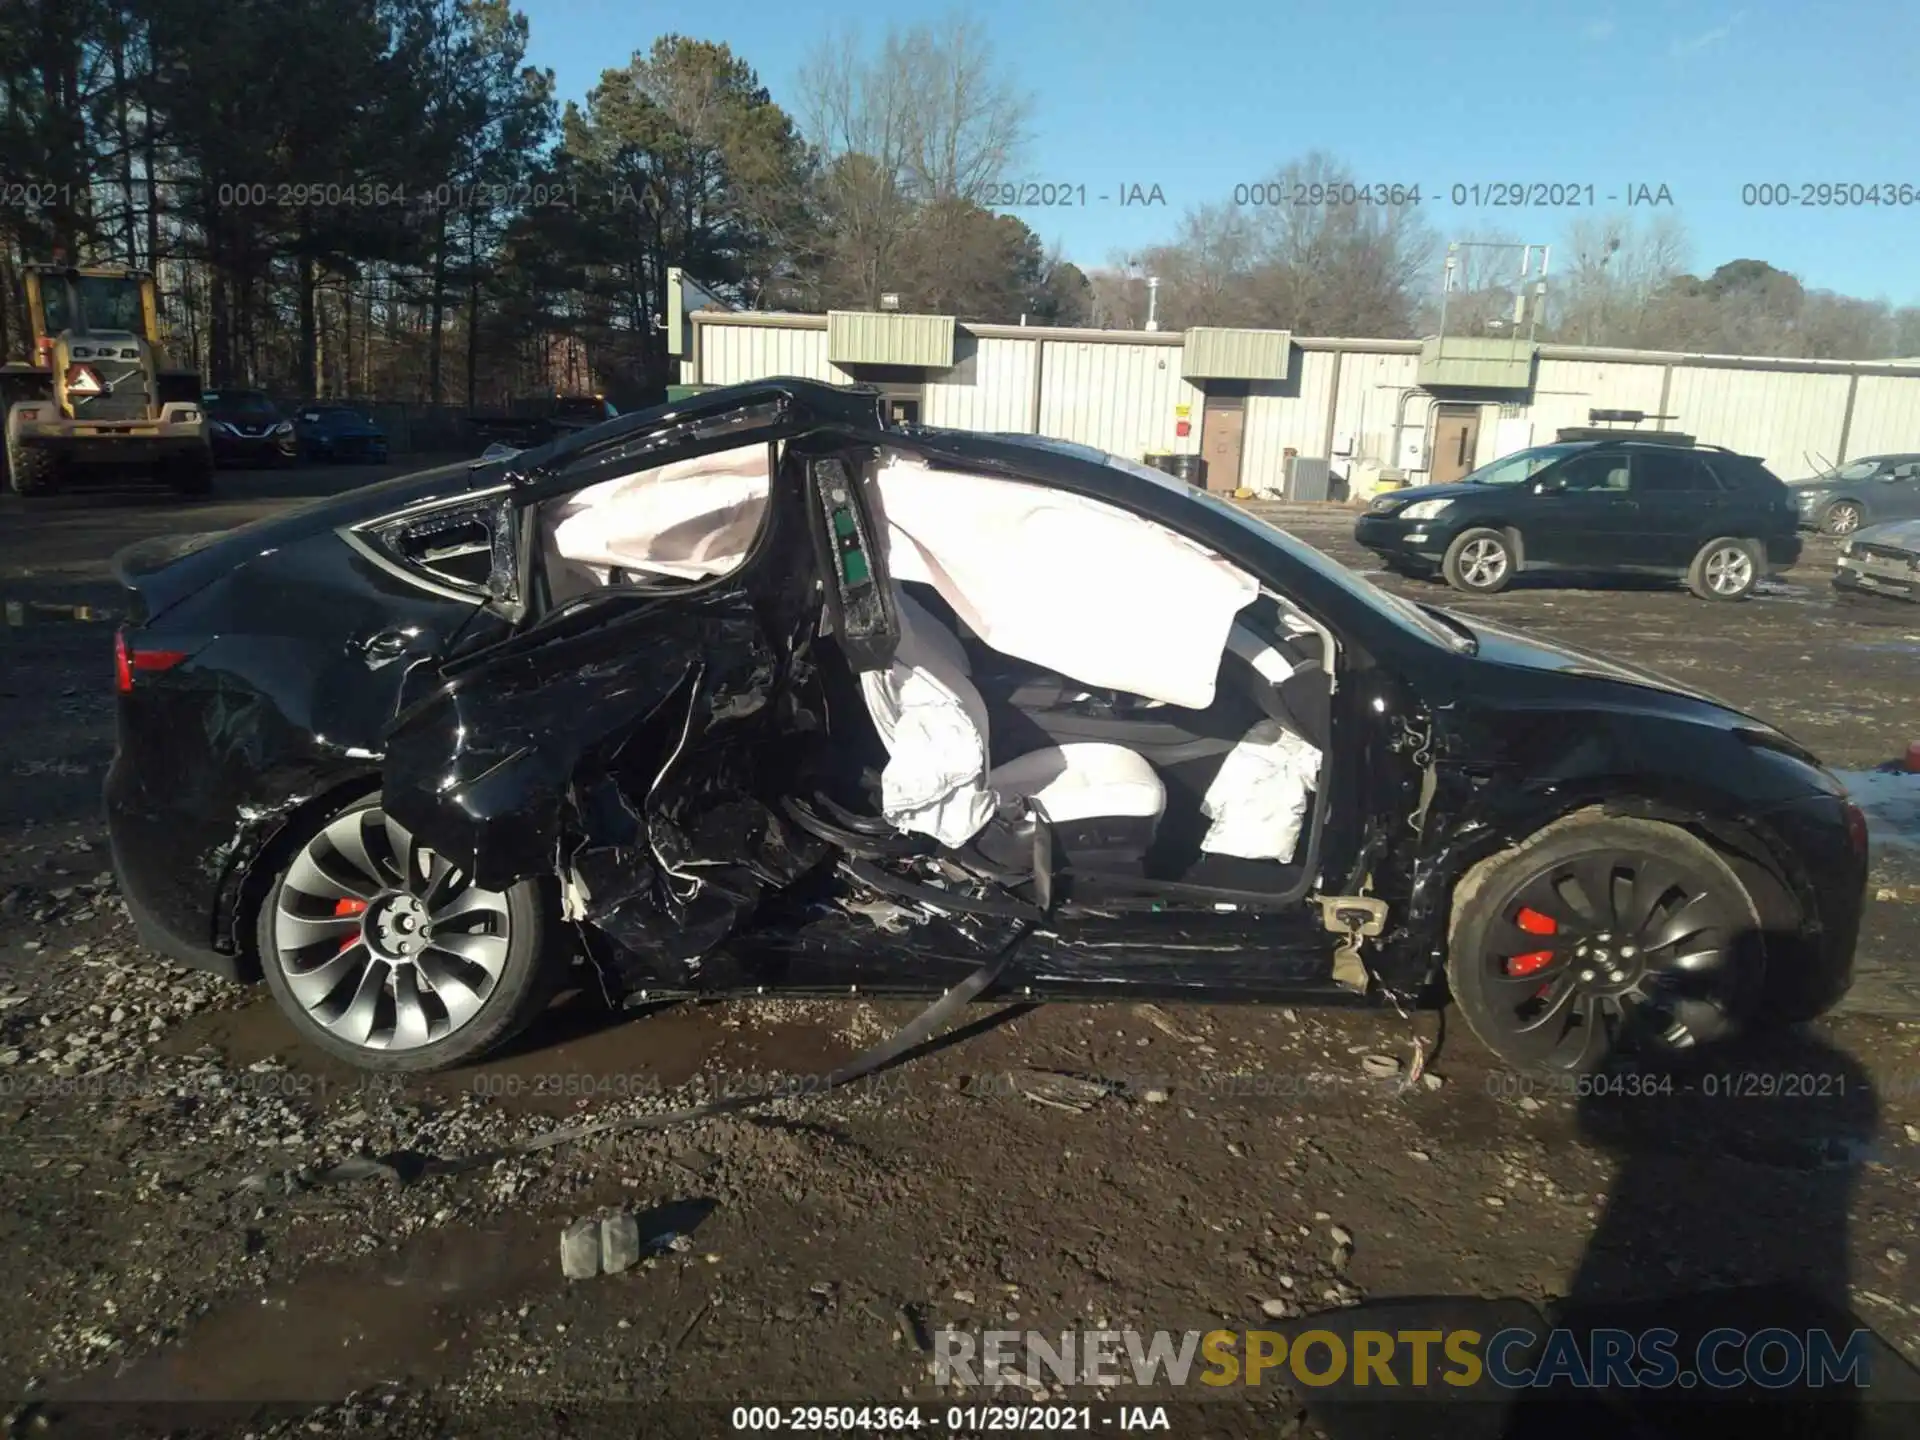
<box><xmin>202</xmin><ymin>389</ymin><xmax>296</xmax><ymax>468</ymax></box>
<box><xmin>105</xmin><ymin>379</ymin><xmax>1864</xmax><ymax>1083</ymax></box>
<box><xmin>1833</xmin><ymin>518</ymin><xmax>1920</xmax><ymax>601</ymax></box>
<box><xmin>469</xmin><ymin>393</ymin><xmax>619</xmax><ymax>452</ymax></box>
<box><xmin>294</xmin><ymin>403</ymin><xmax>389</xmax><ymax>463</ymax></box>
<box><xmin>1789</xmin><ymin>453</ymin><xmax>1920</xmax><ymax>535</ymax></box>
<box><xmin>1355</xmin><ymin>436</ymin><xmax>1803</xmax><ymax>600</ymax></box>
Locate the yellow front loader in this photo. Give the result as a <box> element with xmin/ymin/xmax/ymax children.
<box><xmin>1</xmin><ymin>264</ymin><xmax>210</xmax><ymax>496</ymax></box>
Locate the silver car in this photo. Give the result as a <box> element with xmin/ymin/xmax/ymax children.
<box><xmin>1790</xmin><ymin>454</ymin><xmax>1920</xmax><ymax>535</ymax></box>
<box><xmin>1833</xmin><ymin>517</ymin><xmax>1920</xmax><ymax>601</ymax></box>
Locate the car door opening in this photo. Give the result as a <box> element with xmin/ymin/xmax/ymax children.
<box><xmin>522</xmin><ymin>436</ymin><xmax>1336</xmax><ymax>917</ymax></box>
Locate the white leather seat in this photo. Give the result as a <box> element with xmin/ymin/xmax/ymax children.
<box><xmin>859</xmin><ymin>589</ymin><xmax>1166</xmax><ymax>849</ymax></box>
<box><xmin>988</xmin><ymin>745</ymin><xmax>1167</xmax><ymax>826</ymax></box>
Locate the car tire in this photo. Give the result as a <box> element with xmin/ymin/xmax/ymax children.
<box><xmin>5</xmin><ymin>437</ymin><xmax>58</xmax><ymax>496</ymax></box>
<box><xmin>256</xmin><ymin>793</ymin><xmax>559</xmax><ymax>1073</ymax></box>
<box><xmin>1685</xmin><ymin>537</ymin><xmax>1758</xmax><ymax>601</ymax></box>
<box><xmin>1441</xmin><ymin>527</ymin><xmax>1515</xmax><ymax>594</ymax></box>
<box><xmin>1447</xmin><ymin>814</ymin><xmax>1766</xmax><ymax>1077</ymax></box>
<box><xmin>1822</xmin><ymin>501</ymin><xmax>1863</xmax><ymax>537</ymax></box>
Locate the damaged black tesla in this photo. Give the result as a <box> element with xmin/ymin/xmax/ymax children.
<box><xmin>104</xmin><ymin>378</ymin><xmax>1868</xmax><ymax>1078</ymax></box>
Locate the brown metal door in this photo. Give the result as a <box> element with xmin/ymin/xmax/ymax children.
<box><xmin>1431</xmin><ymin>407</ymin><xmax>1481</xmax><ymax>484</ymax></box>
<box><xmin>1202</xmin><ymin>397</ymin><xmax>1245</xmax><ymax>493</ymax></box>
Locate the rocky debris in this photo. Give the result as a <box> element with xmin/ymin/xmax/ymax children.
<box><xmin>601</xmin><ymin>1212</ymin><xmax>642</xmax><ymax>1274</ymax></box>
<box><xmin>560</xmin><ymin>1219</ymin><xmax>601</xmax><ymax>1280</ymax></box>
<box><xmin>1010</xmin><ymin>1070</ymin><xmax>1117</xmax><ymax>1113</ymax></box>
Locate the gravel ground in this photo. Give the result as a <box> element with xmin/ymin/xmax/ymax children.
<box><xmin>1</xmin><ymin>474</ymin><xmax>1919</xmax><ymax>1437</ymax></box>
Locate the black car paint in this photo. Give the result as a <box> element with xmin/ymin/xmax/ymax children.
<box><xmin>1354</xmin><ymin>444</ymin><xmax>1804</xmax><ymax>579</ymax></box>
<box><xmin>104</xmin><ymin>379</ymin><xmax>1866</xmax><ymax>1021</ymax></box>
<box><xmin>202</xmin><ymin>392</ymin><xmax>297</xmax><ymax>467</ymax></box>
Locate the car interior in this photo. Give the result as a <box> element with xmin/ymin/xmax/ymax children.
<box><xmin>530</xmin><ymin>438</ymin><xmax>1337</xmax><ymax>909</ymax></box>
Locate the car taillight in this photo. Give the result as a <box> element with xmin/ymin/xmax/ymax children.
<box><xmin>114</xmin><ymin>630</ymin><xmax>186</xmax><ymax>694</ymax></box>
<box><xmin>1842</xmin><ymin>800</ymin><xmax>1869</xmax><ymax>859</ymax></box>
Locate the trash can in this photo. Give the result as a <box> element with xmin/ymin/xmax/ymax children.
<box><xmin>1167</xmin><ymin>453</ymin><xmax>1206</xmax><ymax>487</ymax></box>
<box><xmin>1143</xmin><ymin>451</ymin><xmax>1178</xmax><ymax>476</ymax></box>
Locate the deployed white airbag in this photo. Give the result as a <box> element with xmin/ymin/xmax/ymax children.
<box><xmin>859</xmin><ymin>591</ymin><xmax>997</xmax><ymax>846</ymax></box>
<box><xmin>859</xmin><ymin>591</ymin><xmax>1172</xmax><ymax>847</ymax></box>
<box><xmin>550</xmin><ymin>442</ymin><xmax>771</xmax><ymax>581</ymax></box>
<box><xmin>1199</xmin><ymin>720</ymin><xmax>1321</xmax><ymax>862</ymax></box>
<box><xmin>875</xmin><ymin>453</ymin><xmax>1258</xmax><ymax>710</ymax></box>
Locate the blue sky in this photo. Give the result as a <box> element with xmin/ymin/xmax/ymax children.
<box><xmin>515</xmin><ymin>0</ymin><xmax>1920</xmax><ymax>306</ymax></box>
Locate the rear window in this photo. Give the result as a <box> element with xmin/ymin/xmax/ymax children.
<box><xmin>1705</xmin><ymin>455</ymin><xmax>1785</xmax><ymax>492</ymax></box>
<box><xmin>1632</xmin><ymin>451</ymin><xmax>1720</xmax><ymax>493</ymax></box>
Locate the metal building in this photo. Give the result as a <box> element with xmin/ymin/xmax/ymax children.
<box><xmin>673</xmin><ymin>304</ymin><xmax>1920</xmax><ymax>496</ymax></box>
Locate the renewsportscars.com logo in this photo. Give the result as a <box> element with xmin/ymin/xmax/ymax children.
<box><xmin>934</xmin><ymin>1326</ymin><xmax>1876</xmax><ymax>1395</ymax></box>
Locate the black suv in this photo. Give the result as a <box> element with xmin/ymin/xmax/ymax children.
<box><xmin>1354</xmin><ymin>436</ymin><xmax>1803</xmax><ymax>600</ymax></box>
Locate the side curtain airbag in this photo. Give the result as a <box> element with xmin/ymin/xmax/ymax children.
<box><xmin>875</xmin><ymin>454</ymin><xmax>1259</xmax><ymax>711</ymax></box>
<box><xmin>549</xmin><ymin>442</ymin><xmax>771</xmax><ymax>582</ymax></box>
<box><xmin>858</xmin><ymin>591</ymin><xmax>998</xmax><ymax>847</ymax></box>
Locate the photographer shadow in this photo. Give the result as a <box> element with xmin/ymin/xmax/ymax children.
<box><xmin>1283</xmin><ymin>1025</ymin><xmax>1920</xmax><ymax>1440</ymax></box>
<box><xmin>1501</xmin><ymin>1024</ymin><xmax>1912</xmax><ymax>1439</ymax></box>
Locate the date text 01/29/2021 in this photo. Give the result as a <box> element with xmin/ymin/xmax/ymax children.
<box><xmin>728</xmin><ymin>1405</ymin><xmax>1171</xmax><ymax>1432</ymax></box>
<box><xmin>1223</xmin><ymin>182</ymin><xmax>1674</xmax><ymax>208</ymax></box>
<box><xmin>1481</xmin><ymin>1068</ymin><xmax>1856</xmax><ymax>1101</ymax></box>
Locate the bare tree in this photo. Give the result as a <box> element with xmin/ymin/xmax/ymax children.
<box><xmin>1551</xmin><ymin>213</ymin><xmax>1690</xmax><ymax>346</ymax></box>
<box><xmin>893</xmin><ymin>15</ymin><xmax>1029</xmax><ymax>204</ymax></box>
<box><xmin>1138</xmin><ymin>204</ymin><xmax>1257</xmax><ymax>328</ymax></box>
<box><xmin>1084</xmin><ymin>262</ymin><xmax>1146</xmax><ymax>329</ymax></box>
<box><xmin>796</xmin><ymin>14</ymin><xmax>1029</xmax><ymax>310</ymax></box>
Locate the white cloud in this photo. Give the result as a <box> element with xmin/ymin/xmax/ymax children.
<box><xmin>1669</xmin><ymin>10</ymin><xmax>1747</xmax><ymax>57</ymax></box>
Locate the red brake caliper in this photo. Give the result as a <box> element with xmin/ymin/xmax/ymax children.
<box><xmin>1507</xmin><ymin>906</ymin><xmax>1557</xmax><ymax>979</ymax></box>
<box><xmin>334</xmin><ymin>897</ymin><xmax>368</xmax><ymax>950</ymax></box>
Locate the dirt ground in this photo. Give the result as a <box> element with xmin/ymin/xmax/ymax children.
<box><xmin>1</xmin><ymin>469</ymin><xmax>1918</xmax><ymax>1438</ymax></box>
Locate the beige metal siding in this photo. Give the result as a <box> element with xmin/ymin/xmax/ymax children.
<box><xmin>924</xmin><ymin>337</ymin><xmax>1037</xmax><ymax>431</ymax></box>
<box><xmin>1241</xmin><ymin>350</ymin><xmax>1338</xmax><ymax>494</ymax></box>
<box><xmin>1330</xmin><ymin>350</ymin><xmax>1422</xmax><ymax>468</ymax></box>
<box><xmin>698</xmin><ymin>321</ymin><xmax>843</xmax><ymax>385</ymax></box>
<box><xmin>1182</xmin><ymin>327</ymin><xmax>1293</xmax><ymax>381</ymax></box>
<box><xmin>1527</xmin><ymin>358</ymin><xmax>1669</xmax><ymax>441</ymax></box>
<box><xmin>1666</xmin><ymin>366</ymin><xmax>1850</xmax><ymax>475</ymax></box>
<box><xmin>1038</xmin><ymin>340</ymin><xmax>1202</xmax><ymax>457</ymax></box>
<box><xmin>1843</xmin><ymin>375</ymin><xmax>1920</xmax><ymax>462</ymax></box>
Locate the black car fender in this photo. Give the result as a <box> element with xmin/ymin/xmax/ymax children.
<box><xmin>212</xmin><ymin>766</ymin><xmax>384</xmax><ymax>971</ymax></box>
<box><xmin>1378</xmin><ymin>724</ymin><xmax>1817</xmax><ymax>997</ymax></box>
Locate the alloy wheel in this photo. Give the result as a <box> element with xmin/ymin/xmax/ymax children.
<box><xmin>272</xmin><ymin>804</ymin><xmax>513</xmax><ymax>1051</ymax></box>
<box><xmin>1702</xmin><ymin>543</ymin><xmax>1754</xmax><ymax>596</ymax></box>
<box><xmin>1478</xmin><ymin>849</ymin><xmax>1749</xmax><ymax>1071</ymax></box>
<box><xmin>1825</xmin><ymin>502</ymin><xmax>1862</xmax><ymax>536</ymax></box>
<box><xmin>1458</xmin><ymin>537</ymin><xmax>1509</xmax><ymax>589</ymax></box>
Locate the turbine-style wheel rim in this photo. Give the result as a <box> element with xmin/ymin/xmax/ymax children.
<box><xmin>1703</xmin><ymin>544</ymin><xmax>1754</xmax><ymax>595</ymax></box>
<box><xmin>1479</xmin><ymin>849</ymin><xmax>1748</xmax><ymax>1072</ymax></box>
<box><xmin>273</xmin><ymin>805</ymin><xmax>512</xmax><ymax>1052</ymax></box>
<box><xmin>1460</xmin><ymin>538</ymin><xmax>1509</xmax><ymax>588</ymax></box>
<box><xmin>1827</xmin><ymin>503</ymin><xmax>1861</xmax><ymax>536</ymax></box>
